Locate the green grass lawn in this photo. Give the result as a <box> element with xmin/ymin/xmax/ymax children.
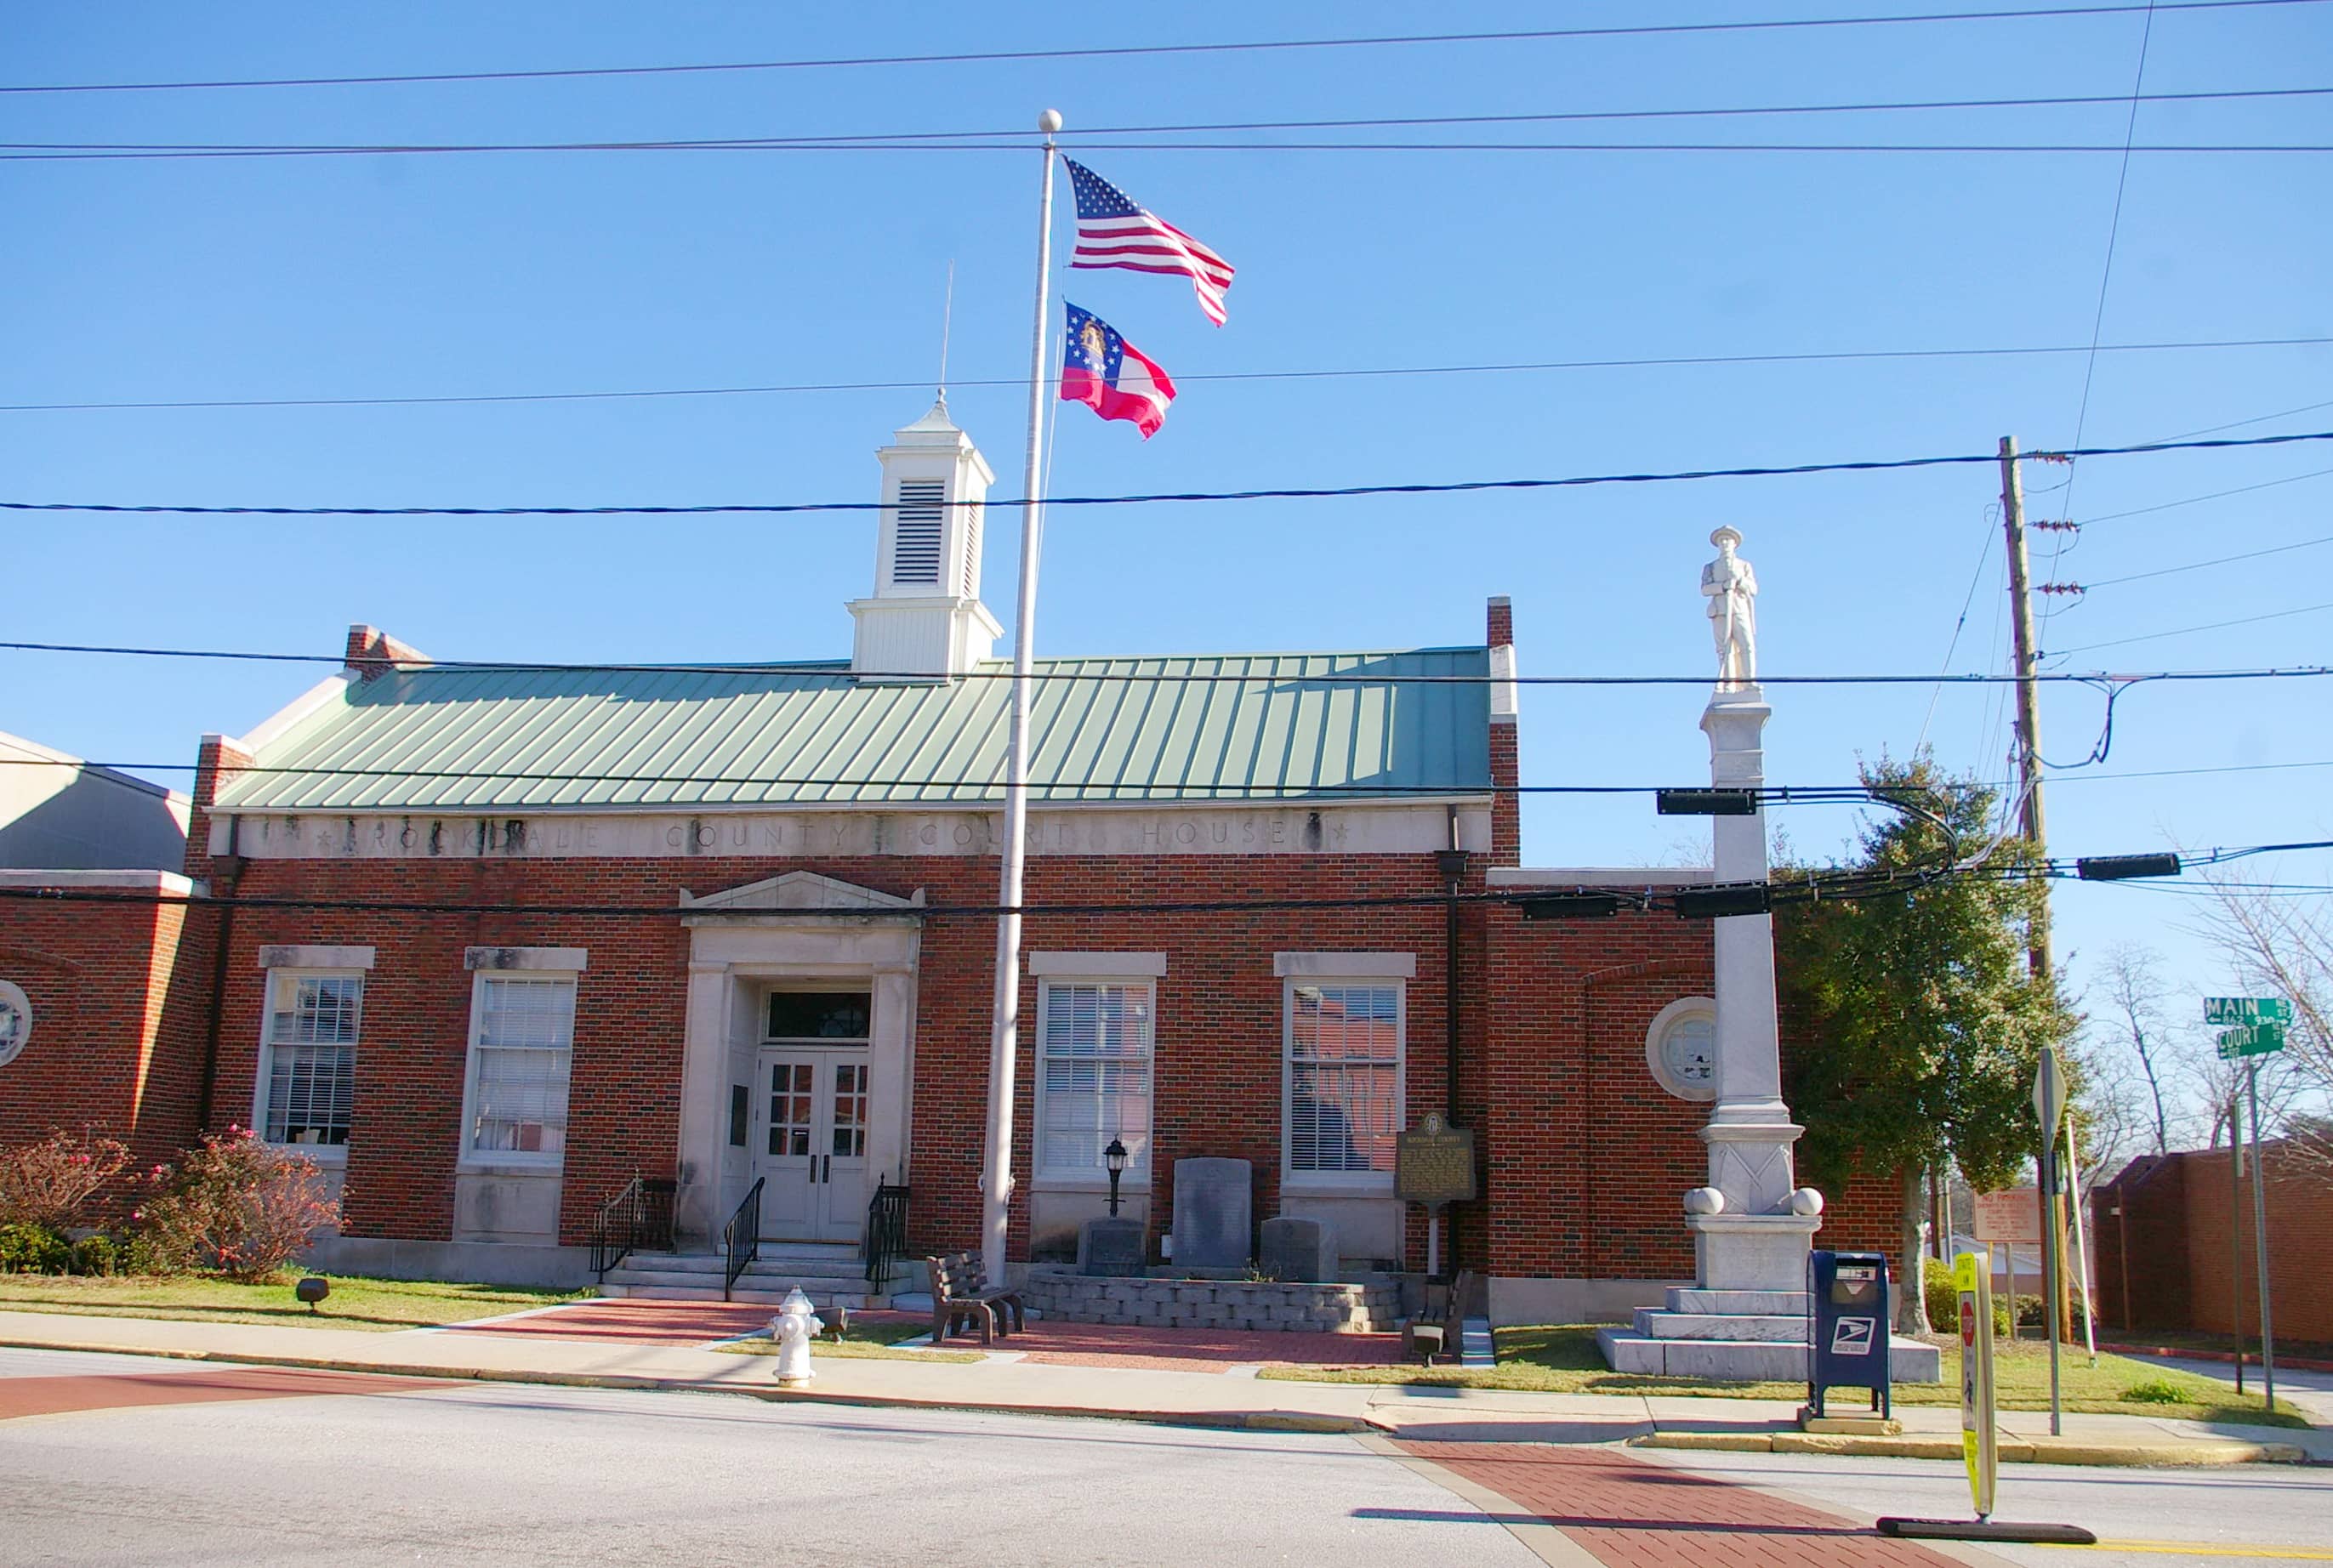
<box><xmin>1260</xmin><ymin>1325</ymin><xmax>2307</xmax><ymax>1427</ymax></box>
<box><xmin>0</xmin><ymin>1272</ymin><xmax>586</xmax><ymax>1332</ymax></box>
<box><xmin>717</xmin><ymin>1319</ymin><xmax>982</xmax><ymax>1364</ymax></box>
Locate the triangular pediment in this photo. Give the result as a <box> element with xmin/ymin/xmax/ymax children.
<box><xmin>680</xmin><ymin>870</ymin><xmax>923</xmax><ymax>913</ymax></box>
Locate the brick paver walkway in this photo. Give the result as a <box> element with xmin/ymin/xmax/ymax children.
<box><xmin>443</xmin><ymin>1299</ymin><xmax>915</xmax><ymax>1346</ymax></box>
<box><xmin>1400</xmin><ymin>1440</ymin><xmax>1966</xmax><ymax>1567</ymax></box>
<box><xmin>999</xmin><ymin>1319</ymin><xmax>1403</xmax><ymax>1372</ymax></box>
<box><xmin>0</xmin><ymin>1366</ymin><xmax>442</xmax><ymax>1423</ymax></box>
<box><xmin>441</xmin><ymin>1298</ymin><xmax>1403</xmax><ymax>1372</ymax></box>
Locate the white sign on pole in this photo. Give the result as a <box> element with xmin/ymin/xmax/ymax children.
<box><xmin>1972</xmin><ymin>1187</ymin><xmax>2044</xmax><ymax>1246</ymax></box>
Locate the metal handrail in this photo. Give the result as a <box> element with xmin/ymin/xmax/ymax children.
<box><xmin>722</xmin><ymin>1177</ymin><xmax>765</xmax><ymax>1302</ymax></box>
<box><xmin>590</xmin><ymin>1175</ymin><xmax>644</xmax><ymax>1281</ymax></box>
<box><xmin>863</xmin><ymin>1181</ymin><xmax>911</xmax><ymax>1290</ymax></box>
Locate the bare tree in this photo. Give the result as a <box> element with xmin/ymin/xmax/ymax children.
<box><xmin>2187</xmin><ymin>866</ymin><xmax>2333</xmax><ymax>1179</ymax></box>
<box><xmin>2071</xmin><ymin>1042</ymin><xmax>2146</xmax><ymax>1181</ymax></box>
<box><xmin>2098</xmin><ymin>940</ymin><xmax>2177</xmax><ymax>1154</ymax></box>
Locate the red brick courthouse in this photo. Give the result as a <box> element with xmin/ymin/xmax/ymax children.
<box><xmin>0</xmin><ymin>404</ymin><xmax>1895</xmax><ymax>1319</ymax></box>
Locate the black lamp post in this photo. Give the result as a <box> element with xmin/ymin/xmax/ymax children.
<box><xmin>1103</xmin><ymin>1137</ymin><xmax>1129</xmax><ymax>1218</ymax></box>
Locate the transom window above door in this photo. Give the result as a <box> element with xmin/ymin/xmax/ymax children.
<box><xmin>765</xmin><ymin>991</ymin><xmax>871</xmax><ymax>1041</ymax></box>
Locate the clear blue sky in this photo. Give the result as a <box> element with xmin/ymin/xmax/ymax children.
<box><xmin>4</xmin><ymin>2</ymin><xmax>2329</xmax><ymax>1091</ymax></box>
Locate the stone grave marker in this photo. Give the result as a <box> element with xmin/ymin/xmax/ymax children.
<box><xmin>1078</xmin><ymin>1216</ymin><xmax>1146</xmax><ymax>1277</ymax></box>
<box><xmin>1171</xmin><ymin>1157</ymin><xmax>1253</xmax><ymax>1273</ymax></box>
<box><xmin>1259</xmin><ymin>1215</ymin><xmax>1337</xmax><ymax>1282</ymax></box>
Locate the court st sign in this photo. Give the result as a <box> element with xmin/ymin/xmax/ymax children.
<box><xmin>2217</xmin><ymin>1024</ymin><xmax>2289</xmax><ymax>1061</ymax></box>
<box><xmin>2206</xmin><ymin>997</ymin><xmax>2291</xmax><ymax>1060</ymax></box>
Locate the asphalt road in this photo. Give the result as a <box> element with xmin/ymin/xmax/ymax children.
<box><xmin>6</xmin><ymin>1345</ymin><xmax>2331</xmax><ymax>1567</ymax></box>
<box><xmin>1642</xmin><ymin>1443</ymin><xmax>2333</xmax><ymax>1566</ymax></box>
<box><xmin>0</xmin><ymin>1348</ymin><xmax>1539</xmax><ymax>1568</ymax></box>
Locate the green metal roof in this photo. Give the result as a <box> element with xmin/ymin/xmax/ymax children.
<box><xmin>213</xmin><ymin>648</ymin><xmax>1493</xmax><ymax>813</ymax></box>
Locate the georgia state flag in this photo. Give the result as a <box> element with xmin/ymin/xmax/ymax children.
<box><xmin>1060</xmin><ymin>301</ymin><xmax>1176</xmax><ymax>440</ymax></box>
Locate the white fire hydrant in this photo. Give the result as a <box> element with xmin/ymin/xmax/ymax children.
<box><xmin>770</xmin><ymin>1287</ymin><xmax>822</xmax><ymax>1386</ymax></box>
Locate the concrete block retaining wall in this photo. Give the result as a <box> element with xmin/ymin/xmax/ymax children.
<box><xmin>1021</xmin><ymin>1266</ymin><xmax>1400</xmax><ymax>1332</ymax></box>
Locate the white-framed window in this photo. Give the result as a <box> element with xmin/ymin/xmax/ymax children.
<box><xmin>258</xmin><ymin>970</ymin><xmax>362</xmax><ymax>1151</ymax></box>
<box><xmin>1646</xmin><ymin>996</ymin><xmax>1717</xmax><ymax>1102</ymax></box>
<box><xmin>1035</xmin><ymin>978</ymin><xmax>1154</xmax><ymax>1181</ymax></box>
<box><xmin>1283</xmin><ymin>979</ymin><xmax>1405</xmax><ymax>1185</ymax></box>
<box><xmin>462</xmin><ymin>974</ymin><xmax>578</xmax><ymax>1161</ymax></box>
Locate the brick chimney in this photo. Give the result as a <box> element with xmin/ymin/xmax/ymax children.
<box><xmin>344</xmin><ymin>623</ymin><xmax>432</xmax><ymax>681</ymax></box>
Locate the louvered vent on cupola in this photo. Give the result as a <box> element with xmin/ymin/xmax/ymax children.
<box><xmin>960</xmin><ymin>502</ymin><xmax>982</xmax><ymax>597</ymax></box>
<box><xmin>889</xmin><ymin>480</ymin><xmax>946</xmax><ymax>588</ymax></box>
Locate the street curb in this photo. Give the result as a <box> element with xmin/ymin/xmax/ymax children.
<box><xmin>2098</xmin><ymin>1343</ymin><xmax>2333</xmax><ymax>1375</ymax></box>
<box><xmin>0</xmin><ymin>1337</ymin><xmax>1374</xmax><ymax>1435</ymax></box>
<box><xmin>1631</xmin><ymin>1430</ymin><xmax>2310</xmax><ymax>1467</ymax></box>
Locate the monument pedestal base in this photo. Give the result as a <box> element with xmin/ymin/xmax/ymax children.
<box><xmin>1689</xmin><ymin>1211</ymin><xmax>1820</xmax><ymax>1292</ymax></box>
<box><xmin>1598</xmin><ymin>1213</ymin><xmax>1942</xmax><ymax>1381</ymax></box>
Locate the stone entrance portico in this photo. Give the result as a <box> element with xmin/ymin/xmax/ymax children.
<box><xmin>674</xmin><ymin>872</ymin><xmax>922</xmax><ymax>1250</ymax></box>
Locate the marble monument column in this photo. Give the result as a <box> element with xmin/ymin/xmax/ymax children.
<box><xmin>1688</xmin><ymin>526</ymin><xmax>1823</xmax><ymax>1292</ymax></box>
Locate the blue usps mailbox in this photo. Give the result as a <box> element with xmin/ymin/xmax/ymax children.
<box><xmin>1808</xmin><ymin>1249</ymin><xmax>1892</xmax><ymax>1417</ymax></box>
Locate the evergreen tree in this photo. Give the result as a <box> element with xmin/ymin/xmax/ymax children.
<box><xmin>1778</xmin><ymin>756</ymin><xmax>2074</xmax><ymax>1332</ymax></box>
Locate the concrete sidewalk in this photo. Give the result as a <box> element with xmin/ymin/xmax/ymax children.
<box><xmin>0</xmin><ymin>1309</ymin><xmax>2319</xmax><ymax>1466</ymax></box>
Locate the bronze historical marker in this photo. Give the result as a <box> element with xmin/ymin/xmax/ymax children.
<box><xmin>1396</xmin><ymin>1112</ymin><xmax>1477</xmax><ymax>1205</ymax></box>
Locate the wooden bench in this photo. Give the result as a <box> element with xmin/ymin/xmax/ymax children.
<box><xmin>926</xmin><ymin>1251</ymin><xmax>1027</xmax><ymax>1346</ymax></box>
<box><xmin>1403</xmin><ymin>1269</ymin><xmax>1477</xmax><ymax>1366</ymax></box>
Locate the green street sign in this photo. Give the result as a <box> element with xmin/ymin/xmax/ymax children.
<box><xmin>2217</xmin><ymin>1022</ymin><xmax>2289</xmax><ymax>1060</ymax></box>
<box><xmin>2205</xmin><ymin>997</ymin><xmax>2293</xmax><ymax>1027</ymax></box>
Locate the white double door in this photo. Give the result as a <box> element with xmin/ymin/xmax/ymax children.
<box><xmin>754</xmin><ymin>1048</ymin><xmax>870</xmax><ymax>1244</ymax></box>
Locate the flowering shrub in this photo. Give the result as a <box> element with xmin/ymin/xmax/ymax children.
<box><xmin>140</xmin><ymin>1128</ymin><xmax>339</xmax><ymax>1281</ymax></box>
<box><xmin>0</xmin><ymin>1130</ymin><xmax>131</xmax><ymax>1231</ymax></box>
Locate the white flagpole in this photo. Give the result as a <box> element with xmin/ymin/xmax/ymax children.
<box><xmin>982</xmin><ymin>108</ymin><xmax>1062</xmax><ymax>1283</ymax></box>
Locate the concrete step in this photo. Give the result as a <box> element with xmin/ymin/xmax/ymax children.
<box><xmin>617</xmin><ymin>1248</ymin><xmax>864</xmax><ymax>1272</ymax></box>
<box><xmin>600</xmin><ymin>1267</ymin><xmax>873</xmax><ymax>1292</ymax></box>
<box><xmin>1598</xmin><ymin>1326</ymin><xmax>1942</xmax><ymax>1383</ymax></box>
<box><xmin>1633</xmin><ymin>1309</ymin><xmax>1809</xmax><ymax>1343</ymax></box>
<box><xmin>1458</xmin><ymin>1316</ymin><xmax>1494</xmax><ymax>1369</ymax></box>
<box><xmin>606</xmin><ymin>1252</ymin><xmax>903</xmax><ymax>1284</ymax></box>
<box><xmin>1664</xmin><ymin>1287</ymin><xmax>1811</xmax><ymax>1315</ymax></box>
<box><xmin>600</xmin><ymin>1282</ymin><xmax>874</xmax><ymax>1310</ymax></box>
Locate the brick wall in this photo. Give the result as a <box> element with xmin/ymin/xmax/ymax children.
<box><xmin>199</xmin><ymin>847</ymin><xmax>1485</xmax><ymax>1261</ymax></box>
<box><xmin>2093</xmin><ymin>1145</ymin><xmax>2333</xmax><ymax>1344</ymax></box>
<box><xmin>0</xmin><ymin>889</ymin><xmax>211</xmax><ymax>1195</ymax></box>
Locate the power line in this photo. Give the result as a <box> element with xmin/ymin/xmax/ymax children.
<box><xmin>2047</xmin><ymin>599</ymin><xmax>2333</xmax><ymax>654</ymax></box>
<box><xmin>14</xmin><ymin>139</ymin><xmax>2330</xmax><ymax>162</ymax></box>
<box><xmin>5</xmin><ymin>637</ymin><xmax>2329</xmax><ymax>686</ymax></box>
<box><xmin>1917</xmin><ymin>503</ymin><xmax>2001</xmax><ymax>749</ymax></box>
<box><xmin>9</xmin><ymin>336</ymin><xmax>2327</xmax><ymax>416</ymax></box>
<box><xmin>9</xmin><ymin>753</ymin><xmax>2326</xmax><ymax>794</ymax></box>
<box><xmin>12</xmin><ymin>752</ymin><xmax>2327</xmax><ymax>792</ymax></box>
<box><xmin>2045</xmin><ymin>757</ymin><xmax>2333</xmax><ymax>781</ymax></box>
<box><xmin>0</xmin><ymin>855</ymin><xmax>2233</xmax><ymax>922</ymax></box>
<box><xmin>2143</xmin><ymin>396</ymin><xmax>2333</xmax><ymax>444</ymax></box>
<box><xmin>2084</xmin><ymin>531</ymin><xmax>2333</xmax><ymax>588</ymax></box>
<box><xmin>2</xmin><ymin>3</ymin><xmax>2313</xmax><ymax>95</ymax></box>
<box><xmin>12</xmin><ymin>84</ymin><xmax>2328</xmax><ymax>159</ymax></box>
<box><xmin>2042</xmin><ymin>0</ymin><xmax>2159</xmax><ymax>636</ymax></box>
<box><xmin>6</xmin><ymin>429</ymin><xmax>2329</xmax><ymax>518</ymax></box>
<box><xmin>2077</xmin><ymin>463</ymin><xmax>2333</xmax><ymax>524</ymax></box>
<box><xmin>0</xmin><ymin>757</ymin><xmax>2228</xmax><ymax>801</ymax></box>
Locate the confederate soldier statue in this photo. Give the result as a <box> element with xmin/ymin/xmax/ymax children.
<box><xmin>1701</xmin><ymin>526</ymin><xmax>1758</xmax><ymax>689</ymax></box>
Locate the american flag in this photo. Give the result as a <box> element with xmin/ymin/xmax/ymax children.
<box><xmin>1064</xmin><ymin>157</ymin><xmax>1234</xmax><ymax>327</ymax></box>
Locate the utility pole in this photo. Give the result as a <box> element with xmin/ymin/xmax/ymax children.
<box><xmin>2001</xmin><ymin>435</ymin><xmax>2076</xmax><ymax>1355</ymax></box>
<box><xmin>2000</xmin><ymin>436</ymin><xmax>2052</xmax><ymax>980</ymax></box>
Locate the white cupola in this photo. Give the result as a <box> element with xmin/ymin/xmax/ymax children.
<box><xmin>847</xmin><ymin>397</ymin><xmax>1004</xmax><ymax>679</ymax></box>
